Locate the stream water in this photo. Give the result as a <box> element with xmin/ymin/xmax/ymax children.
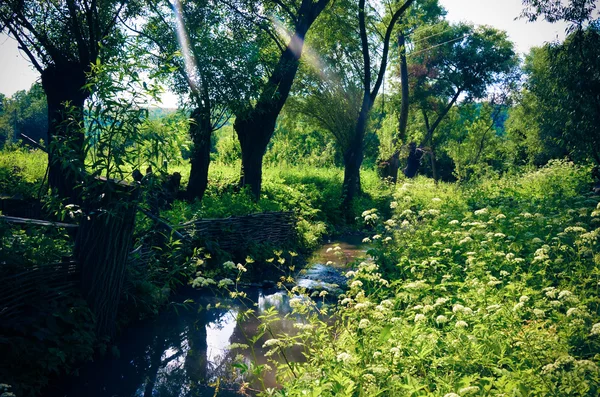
<box><xmin>47</xmin><ymin>236</ymin><xmax>368</xmax><ymax>397</ymax></box>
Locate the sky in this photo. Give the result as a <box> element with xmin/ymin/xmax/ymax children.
<box><xmin>0</xmin><ymin>0</ymin><xmax>570</xmax><ymax>105</ymax></box>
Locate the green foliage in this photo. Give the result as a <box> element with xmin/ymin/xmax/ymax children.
<box><xmin>264</xmin><ymin>114</ymin><xmax>340</xmax><ymax>168</ymax></box>
<box><xmin>84</xmin><ymin>54</ymin><xmax>163</xmax><ymax>181</ymax></box>
<box><xmin>0</xmin><ymin>298</ymin><xmax>96</xmax><ymax>397</ymax></box>
<box><xmin>444</xmin><ymin>104</ymin><xmax>508</xmax><ymax>181</ymax></box>
<box><xmin>213</xmin><ymin>124</ymin><xmax>241</xmax><ymax>166</ymax></box>
<box><xmin>523</xmin><ymin>24</ymin><xmax>600</xmax><ymax>164</ymax></box>
<box><xmin>163</xmin><ymin>165</ymin><xmax>393</xmax><ymax>252</ymax></box>
<box><xmin>239</xmin><ymin>161</ymin><xmax>600</xmax><ymax>396</ymax></box>
<box><xmin>0</xmin><ymin>146</ymin><xmax>47</xmax><ymax>198</ymax></box>
<box><xmin>0</xmin><ymin>83</ymin><xmax>48</xmax><ymax>148</ymax></box>
<box><xmin>0</xmin><ymin>222</ymin><xmax>93</xmax><ymax>397</ymax></box>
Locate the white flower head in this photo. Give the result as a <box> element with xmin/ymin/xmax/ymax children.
<box><xmin>436</xmin><ymin>315</ymin><xmax>449</xmax><ymax>324</ymax></box>
<box><xmin>336</xmin><ymin>352</ymin><xmax>353</xmax><ymax>363</ymax></box>
<box><xmin>359</xmin><ymin>319</ymin><xmax>371</xmax><ymax>329</ymax></box>
<box><xmin>459</xmin><ymin>386</ymin><xmax>480</xmax><ymax>395</ymax></box>
<box><xmin>455</xmin><ymin>320</ymin><xmax>468</xmax><ymax>328</ymax></box>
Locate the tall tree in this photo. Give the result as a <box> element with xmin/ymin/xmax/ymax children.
<box><xmin>383</xmin><ymin>0</ymin><xmax>445</xmax><ymax>182</ymax></box>
<box><xmin>405</xmin><ymin>22</ymin><xmax>517</xmax><ymax>179</ymax></box>
<box><xmin>128</xmin><ymin>0</ymin><xmax>260</xmax><ymax>202</ymax></box>
<box><xmin>223</xmin><ymin>0</ymin><xmax>331</xmax><ymax>200</ymax></box>
<box><xmin>0</xmin><ymin>0</ymin><xmax>134</xmax><ymax>201</ymax></box>
<box><xmin>340</xmin><ymin>0</ymin><xmax>415</xmax><ymax>207</ymax></box>
<box><xmin>523</xmin><ymin>24</ymin><xmax>600</xmax><ymax>164</ymax></box>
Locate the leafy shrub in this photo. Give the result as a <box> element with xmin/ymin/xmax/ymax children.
<box><xmin>235</xmin><ymin>161</ymin><xmax>600</xmax><ymax>396</ymax></box>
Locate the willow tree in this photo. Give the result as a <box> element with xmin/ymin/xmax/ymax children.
<box><xmin>221</xmin><ymin>0</ymin><xmax>331</xmax><ymax>200</ymax></box>
<box><xmin>0</xmin><ymin>0</ymin><xmax>135</xmax><ymax>201</ymax></box>
<box><xmin>124</xmin><ymin>0</ymin><xmax>261</xmax><ymax>202</ymax></box>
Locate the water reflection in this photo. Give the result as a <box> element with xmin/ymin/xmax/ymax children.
<box><xmin>308</xmin><ymin>235</ymin><xmax>368</xmax><ymax>267</ymax></box>
<box><xmin>50</xmin><ymin>237</ymin><xmax>368</xmax><ymax>397</ymax></box>
<box><xmin>49</xmin><ymin>289</ymin><xmax>302</xmax><ymax>397</ymax></box>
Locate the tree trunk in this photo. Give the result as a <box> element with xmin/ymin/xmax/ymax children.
<box><xmin>234</xmin><ymin>0</ymin><xmax>329</xmax><ymax>200</ymax></box>
<box><xmin>237</xmin><ymin>119</ymin><xmax>269</xmax><ymax>200</ymax></box>
<box><xmin>404</xmin><ymin>142</ymin><xmax>424</xmax><ymax>178</ymax></box>
<box><xmin>75</xmin><ymin>180</ymin><xmax>139</xmax><ymax>338</ymax></box>
<box><xmin>430</xmin><ymin>147</ymin><xmax>439</xmax><ymax>183</ymax></box>
<box><xmin>342</xmin><ymin>100</ymin><xmax>370</xmax><ymax>209</ymax></box>
<box><xmin>41</xmin><ymin>62</ymin><xmax>89</xmax><ymax>203</ymax></box>
<box><xmin>186</xmin><ymin>108</ymin><xmax>212</xmax><ymax>202</ymax></box>
<box><xmin>385</xmin><ymin>31</ymin><xmax>410</xmax><ymax>183</ymax></box>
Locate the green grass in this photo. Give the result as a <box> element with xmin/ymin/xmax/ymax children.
<box><xmin>0</xmin><ymin>146</ymin><xmax>47</xmax><ymax>198</ymax></box>
<box><xmin>241</xmin><ymin>160</ymin><xmax>600</xmax><ymax>397</ymax></box>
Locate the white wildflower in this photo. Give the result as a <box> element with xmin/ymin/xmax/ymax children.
<box><xmin>436</xmin><ymin>315</ymin><xmax>449</xmax><ymax>324</ymax></box>
<box><xmin>459</xmin><ymin>386</ymin><xmax>480</xmax><ymax>395</ymax></box>
<box><xmin>519</xmin><ymin>295</ymin><xmax>530</xmax><ymax>303</ymax></box>
<box><xmin>558</xmin><ymin>290</ymin><xmax>572</xmax><ymax>300</ymax></box>
<box><xmin>236</xmin><ymin>263</ymin><xmax>247</xmax><ymax>272</ymax></box>
<box><xmin>533</xmin><ymin>309</ymin><xmax>545</xmax><ymax>318</ymax></box>
<box><xmin>217</xmin><ymin>278</ymin><xmax>234</xmax><ymax>288</ymax></box>
<box><xmin>336</xmin><ymin>352</ymin><xmax>353</xmax><ymax>363</ymax></box>
<box><xmin>351</xmin><ymin>280</ymin><xmax>363</xmax><ymax>289</ymax></box>
<box><xmin>414</xmin><ymin>313</ymin><xmax>426</xmax><ymax>322</ymax></box>
<box><xmin>223</xmin><ymin>261</ymin><xmax>236</xmax><ymax>270</ymax></box>
<box><xmin>358</xmin><ymin>319</ymin><xmax>371</xmax><ymax>329</ymax></box>
<box><xmin>262</xmin><ymin>339</ymin><xmax>281</xmax><ymax>348</ymax></box>
<box><xmin>566</xmin><ymin>307</ymin><xmax>581</xmax><ymax>317</ymax></box>
<box><xmin>455</xmin><ymin>320</ymin><xmax>468</xmax><ymax>328</ymax></box>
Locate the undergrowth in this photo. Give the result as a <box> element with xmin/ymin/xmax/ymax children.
<box><xmin>231</xmin><ymin>160</ymin><xmax>600</xmax><ymax>396</ymax></box>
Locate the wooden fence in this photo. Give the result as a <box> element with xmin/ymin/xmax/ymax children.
<box><xmin>0</xmin><ymin>261</ymin><xmax>80</xmax><ymax>322</ymax></box>
<box><xmin>0</xmin><ymin>211</ymin><xmax>297</xmax><ymax>324</ymax></box>
<box><xmin>181</xmin><ymin>211</ymin><xmax>297</xmax><ymax>251</ymax></box>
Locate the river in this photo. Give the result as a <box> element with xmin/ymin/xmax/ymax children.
<box><xmin>47</xmin><ymin>236</ymin><xmax>368</xmax><ymax>397</ymax></box>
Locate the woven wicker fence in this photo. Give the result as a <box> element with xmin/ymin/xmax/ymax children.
<box><xmin>0</xmin><ymin>261</ymin><xmax>80</xmax><ymax>322</ymax></box>
<box><xmin>181</xmin><ymin>211</ymin><xmax>297</xmax><ymax>251</ymax></box>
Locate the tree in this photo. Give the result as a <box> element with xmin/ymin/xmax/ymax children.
<box><xmin>129</xmin><ymin>0</ymin><xmax>261</xmax><ymax>202</ymax></box>
<box><xmin>406</xmin><ymin>22</ymin><xmax>517</xmax><ymax>179</ymax></box>
<box><xmin>222</xmin><ymin>0</ymin><xmax>331</xmax><ymax>200</ymax></box>
<box><xmin>338</xmin><ymin>0</ymin><xmax>415</xmax><ymax>207</ymax></box>
<box><xmin>0</xmin><ymin>0</ymin><xmax>135</xmax><ymax>201</ymax></box>
<box><xmin>523</xmin><ymin>24</ymin><xmax>600</xmax><ymax>164</ymax></box>
<box><xmin>521</xmin><ymin>0</ymin><xmax>598</xmax><ymax>29</ymax></box>
<box><xmin>382</xmin><ymin>0</ymin><xmax>445</xmax><ymax>182</ymax></box>
<box><xmin>0</xmin><ymin>84</ymin><xmax>48</xmax><ymax>148</ymax></box>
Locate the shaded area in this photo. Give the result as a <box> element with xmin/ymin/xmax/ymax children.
<box><xmin>46</xmin><ymin>288</ymin><xmax>303</xmax><ymax>397</ymax></box>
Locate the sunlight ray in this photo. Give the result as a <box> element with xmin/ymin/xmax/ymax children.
<box><xmin>172</xmin><ymin>0</ymin><xmax>200</xmax><ymax>92</ymax></box>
